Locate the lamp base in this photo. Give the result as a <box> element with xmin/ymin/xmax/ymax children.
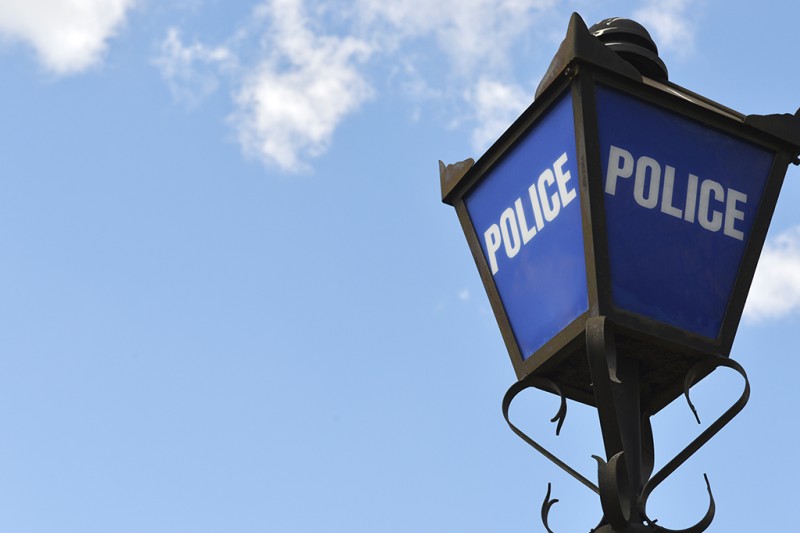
<box><xmin>506</xmin><ymin>316</ymin><xmax>750</xmax><ymax>533</ymax></box>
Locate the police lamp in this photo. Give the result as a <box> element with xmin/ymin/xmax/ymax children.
<box><xmin>440</xmin><ymin>13</ymin><xmax>800</xmax><ymax>533</ymax></box>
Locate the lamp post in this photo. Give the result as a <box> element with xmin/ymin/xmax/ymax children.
<box><xmin>440</xmin><ymin>13</ymin><xmax>800</xmax><ymax>532</ymax></box>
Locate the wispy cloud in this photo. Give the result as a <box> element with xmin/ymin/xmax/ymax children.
<box><xmin>0</xmin><ymin>0</ymin><xmax>136</xmax><ymax>75</ymax></box>
<box><xmin>465</xmin><ymin>77</ymin><xmax>532</xmax><ymax>151</ymax></box>
<box><xmin>153</xmin><ymin>0</ymin><xmax>568</xmax><ymax>172</ymax></box>
<box><xmin>358</xmin><ymin>0</ymin><xmax>556</xmax><ymax>151</ymax></box>
<box><xmin>154</xmin><ymin>28</ymin><xmax>235</xmax><ymax>107</ymax></box>
<box><xmin>0</xmin><ymin>1</ymin><xmax>706</xmax><ymax>172</ymax></box>
<box><xmin>229</xmin><ymin>0</ymin><xmax>374</xmax><ymax>173</ymax></box>
<box><xmin>151</xmin><ymin>0</ymin><xmax>567</xmax><ymax>173</ymax></box>
<box><xmin>633</xmin><ymin>0</ymin><xmax>698</xmax><ymax>57</ymax></box>
<box><xmin>744</xmin><ymin>227</ymin><xmax>800</xmax><ymax>322</ymax></box>
<box><xmin>357</xmin><ymin>0</ymin><xmax>558</xmax><ymax>75</ymax></box>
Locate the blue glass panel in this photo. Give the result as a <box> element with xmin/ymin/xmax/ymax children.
<box><xmin>465</xmin><ymin>92</ymin><xmax>588</xmax><ymax>359</ymax></box>
<box><xmin>596</xmin><ymin>85</ymin><xmax>774</xmax><ymax>339</ymax></box>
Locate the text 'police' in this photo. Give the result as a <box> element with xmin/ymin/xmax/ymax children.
<box><xmin>606</xmin><ymin>145</ymin><xmax>747</xmax><ymax>242</ymax></box>
<box><xmin>481</xmin><ymin>145</ymin><xmax>750</xmax><ymax>277</ymax></box>
<box><xmin>483</xmin><ymin>153</ymin><xmax>576</xmax><ymax>275</ymax></box>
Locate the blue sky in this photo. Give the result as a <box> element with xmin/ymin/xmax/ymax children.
<box><xmin>1</xmin><ymin>1</ymin><xmax>799</xmax><ymax>531</ymax></box>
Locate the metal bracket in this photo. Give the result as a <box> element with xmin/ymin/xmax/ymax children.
<box><xmin>502</xmin><ymin>374</ymin><xmax>599</xmax><ymax>495</ymax></box>
<box><xmin>502</xmin><ymin>373</ymin><xmax>600</xmax><ymax>531</ymax></box>
<box><xmin>503</xmin><ymin>316</ymin><xmax>750</xmax><ymax>532</ymax></box>
<box><xmin>639</xmin><ymin>356</ymin><xmax>749</xmax><ymax>531</ymax></box>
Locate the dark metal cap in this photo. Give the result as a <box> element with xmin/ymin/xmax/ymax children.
<box><xmin>589</xmin><ymin>17</ymin><xmax>668</xmax><ymax>81</ymax></box>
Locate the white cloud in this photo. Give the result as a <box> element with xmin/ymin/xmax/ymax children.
<box><xmin>229</xmin><ymin>0</ymin><xmax>374</xmax><ymax>172</ymax></box>
<box><xmin>0</xmin><ymin>0</ymin><xmax>136</xmax><ymax>75</ymax></box>
<box><xmin>743</xmin><ymin>227</ymin><xmax>800</xmax><ymax>321</ymax></box>
<box><xmin>155</xmin><ymin>27</ymin><xmax>235</xmax><ymax>106</ymax></box>
<box><xmin>633</xmin><ymin>0</ymin><xmax>697</xmax><ymax>57</ymax></box>
<box><xmin>155</xmin><ymin>0</ymin><xmax>563</xmax><ymax>172</ymax></box>
<box><xmin>357</xmin><ymin>0</ymin><xmax>558</xmax><ymax>75</ymax></box>
<box><xmin>356</xmin><ymin>0</ymin><xmax>556</xmax><ymax>157</ymax></box>
<box><xmin>466</xmin><ymin>78</ymin><xmax>531</xmax><ymax>151</ymax></box>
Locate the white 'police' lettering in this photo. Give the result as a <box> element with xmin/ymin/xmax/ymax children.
<box><xmin>484</xmin><ymin>153</ymin><xmax>576</xmax><ymax>275</ymax></box>
<box><xmin>605</xmin><ymin>145</ymin><xmax>747</xmax><ymax>241</ymax></box>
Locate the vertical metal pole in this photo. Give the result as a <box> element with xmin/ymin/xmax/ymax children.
<box><xmin>614</xmin><ymin>356</ymin><xmax>643</xmax><ymax>498</ymax></box>
<box><xmin>586</xmin><ymin>316</ymin><xmax>645</xmax><ymax>529</ymax></box>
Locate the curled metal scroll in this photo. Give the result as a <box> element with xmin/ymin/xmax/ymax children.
<box><xmin>502</xmin><ymin>374</ymin><xmax>599</xmax><ymax>495</ymax></box>
<box><xmin>541</xmin><ymin>483</ymin><xmax>559</xmax><ymax>533</ymax></box>
<box><xmin>503</xmin><ymin>374</ymin><xmax>599</xmax><ymax>531</ymax></box>
<box><xmin>593</xmin><ymin>452</ymin><xmax>632</xmax><ymax>530</ymax></box>
<box><xmin>639</xmin><ymin>356</ymin><xmax>749</xmax><ymax>532</ymax></box>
